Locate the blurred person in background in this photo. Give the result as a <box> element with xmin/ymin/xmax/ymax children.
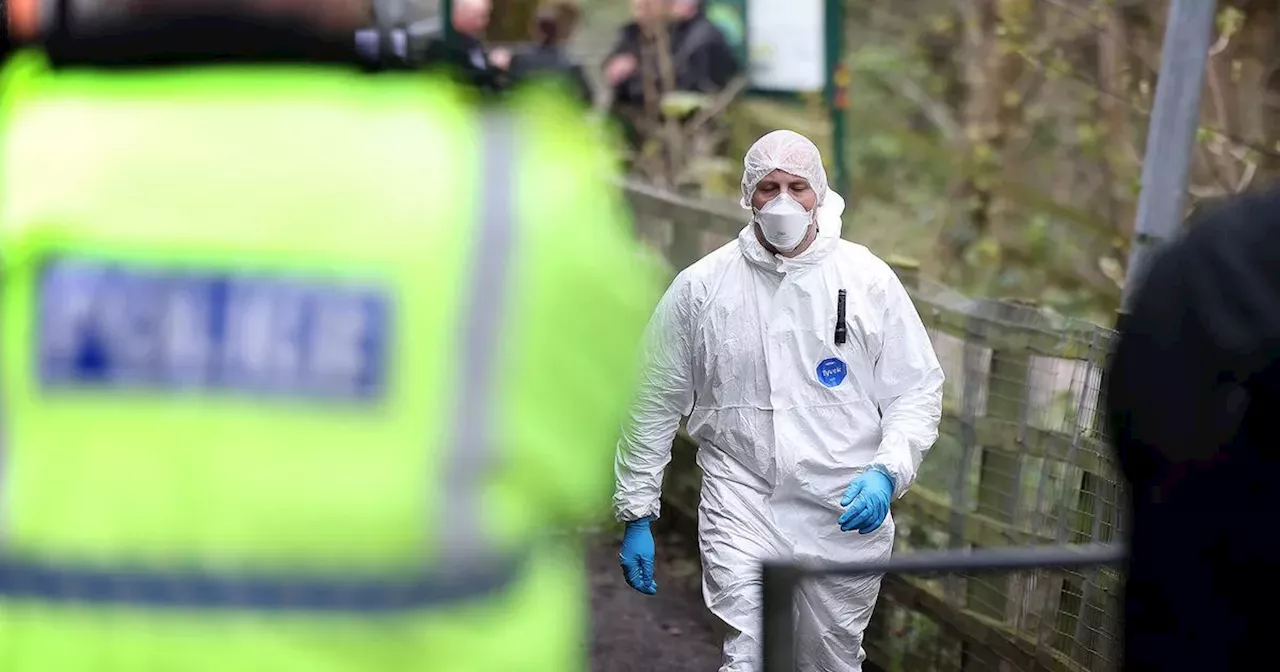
<box><xmin>489</xmin><ymin>0</ymin><xmax>592</xmax><ymax>105</ymax></box>
<box><xmin>4</xmin><ymin>0</ymin><xmax>29</xmax><ymax>52</ymax></box>
<box><xmin>354</xmin><ymin>1</ymin><xmax>410</xmax><ymax>67</ymax></box>
<box><xmin>0</xmin><ymin>0</ymin><xmax>663</xmax><ymax>670</ymax></box>
<box><xmin>603</xmin><ymin>0</ymin><xmax>740</xmax><ymax>150</ymax></box>
<box><xmin>449</xmin><ymin>0</ymin><xmax>494</xmax><ymax>71</ymax></box>
<box><xmin>613</xmin><ymin>130</ymin><xmax>945</xmax><ymax>672</ymax></box>
<box><xmin>357</xmin><ymin>0</ymin><xmax>493</xmax><ymax>74</ymax></box>
<box><xmin>356</xmin><ymin>0</ymin><xmax>494</xmax><ymax>85</ymax></box>
<box><xmin>1106</xmin><ymin>186</ymin><xmax>1280</xmax><ymax>672</ymax></box>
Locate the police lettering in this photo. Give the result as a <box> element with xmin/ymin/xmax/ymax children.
<box><xmin>38</xmin><ymin>260</ymin><xmax>389</xmax><ymax>400</ymax></box>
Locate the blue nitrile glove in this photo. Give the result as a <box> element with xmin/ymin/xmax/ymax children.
<box><xmin>839</xmin><ymin>469</ymin><xmax>895</xmax><ymax>534</ymax></box>
<box><xmin>618</xmin><ymin>518</ymin><xmax>657</xmax><ymax>595</ymax></box>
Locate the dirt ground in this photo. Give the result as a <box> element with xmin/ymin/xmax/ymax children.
<box><xmin>587</xmin><ymin>525</ymin><xmax>724</xmax><ymax>672</ymax></box>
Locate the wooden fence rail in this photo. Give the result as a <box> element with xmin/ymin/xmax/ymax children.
<box><xmin>623</xmin><ymin>181</ymin><xmax>1124</xmax><ymax>672</ymax></box>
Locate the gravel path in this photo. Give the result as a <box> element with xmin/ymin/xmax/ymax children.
<box><xmin>588</xmin><ymin>524</ymin><xmax>724</xmax><ymax>672</ymax></box>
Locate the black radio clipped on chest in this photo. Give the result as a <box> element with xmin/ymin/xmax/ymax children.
<box><xmin>834</xmin><ymin>289</ymin><xmax>848</xmax><ymax>345</ymax></box>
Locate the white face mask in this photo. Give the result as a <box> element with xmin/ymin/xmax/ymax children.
<box><xmin>754</xmin><ymin>193</ymin><xmax>814</xmax><ymax>252</ymax></box>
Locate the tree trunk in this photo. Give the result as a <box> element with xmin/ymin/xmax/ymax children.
<box><xmin>938</xmin><ymin>0</ymin><xmax>1028</xmax><ymax>291</ymax></box>
<box><xmin>1098</xmin><ymin>1</ymin><xmax>1136</xmax><ymax>240</ymax></box>
<box><xmin>1180</xmin><ymin>0</ymin><xmax>1279</xmax><ymax>197</ymax></box>
<box><xmin>1227</xmin><ymin>0</ymin><xmax>1280</xmax><ymax>183</ymax></box>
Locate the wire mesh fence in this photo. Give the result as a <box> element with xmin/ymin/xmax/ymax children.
<box><xmin>868</xmin><ymin>562</ymin><xmax>1124</xmax><ymax>671</ymax></box>
<box><xmin>870</xmin><ymin>273</ymin><xmax>1123</xmax><ymax>672</ymax></box>
<box><xmin>905</xmin><ymin>273</ymin><xmax>1121</xmax><ymax>546</ymax></box>
<box><xmin>760</xmin><ymin>544</ymin><xmax>1126</xmax><ymax>672</ymax></box>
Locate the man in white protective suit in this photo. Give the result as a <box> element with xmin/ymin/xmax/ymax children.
<box><xmin>613</xmin><ymin>130</ymin><xmax>944</xmax><ymax>671</ymax></box>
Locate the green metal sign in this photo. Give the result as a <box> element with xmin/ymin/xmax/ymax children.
<box><xmin>441</xmin><ymin>0</ymin><xmax>454</xmax><ymax>46</ymax></box>
<box><xmin>825</xmin><ymin>0</ymin><xmax>850</xmax><ymax>199</ymax></box>
<box><xmin>705</xmin><ymin>0</ymin><xmax>848</xmax><ymax>198</ymax></box>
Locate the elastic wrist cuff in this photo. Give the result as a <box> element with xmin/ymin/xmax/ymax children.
<box><xmin>870</xmin><ymin>464</ymin><xmax>896</xmax><ymax>491</ymax></box>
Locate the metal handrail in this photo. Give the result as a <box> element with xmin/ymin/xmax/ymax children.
<box><xmin>761</xmin><ymin>543</ymin><xmax>1128</xmax><ymax>672</ymax></box>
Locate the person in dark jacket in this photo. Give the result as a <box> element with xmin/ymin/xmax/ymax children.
<box><xmin>1106</xmin><ymin>185</ymin><xmax>1280</xmax><ymax>671</ymax></box>
<box><xmin>445</xmin><ymin>0</ymin><xmax>493</xmax><ymax>72</ymax></box>
<box><xmin>602</xmin><ymin>0</ymin><xmax>740</xmax><ymax>150</ymax></box>
<box><xmin>356</xmin><ymin>0</ymin><xmax>499</xmax><ymax>89</ymax></box>
<box><xmin>491</xmin><ymin>0</ymin><xmax>592</xmax><ymax>104</ymax></box>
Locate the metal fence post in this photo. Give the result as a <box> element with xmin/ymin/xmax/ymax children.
<box><xmin>761</xmin><ymin>564</ymin><xmax>800</xmax><ymax>672</ymax></box>
<box><xmin>824</xmin><ymin>0</ymin><xmax>851</xmax><ymax>200</ymax></box>
<box><xmin>1119</xmin><ymin>0</ymin><xmax>1217</xmax><ymax>317</ymax></box>
<box><xmin>440</xmin><ymin>0</ymin><xmax>454</xmax><ymax>48</ymax></box>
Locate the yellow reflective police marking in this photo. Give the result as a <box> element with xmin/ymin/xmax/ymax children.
<box><xmin>0</xmin><ymin>112</ymin><xmax>528</xmax><ymax>611</ymax></box>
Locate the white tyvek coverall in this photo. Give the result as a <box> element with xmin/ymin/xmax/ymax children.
<box><xmin>614</xmin><ymin>135</ymin><xmax>944</xmax><ymax>672</ymax></box>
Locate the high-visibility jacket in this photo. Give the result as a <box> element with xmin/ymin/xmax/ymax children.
<box><xmin>0</xmin><ymin>48</ymin><xmax>664</xmax><ymax>671</ymax></box>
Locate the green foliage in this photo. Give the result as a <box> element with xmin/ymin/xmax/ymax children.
<box><xmin>608</xmin><ymin>0</ymin><xmax>1276</xmax><ymax>317</ymax></box>
<box><xmin>660</xmin><ymin>91</ymin><xmax>713</xmax><ymax>118</ymax></box>
<box><xmin>1217</xmin><ymin>5</ymin><xmax>1247</xmax><ymax>39</ymax></box>
<box><xmin>798</xmin><ymin>0</ymin><xmax>1164</xmax><ymax>316</ymax></box>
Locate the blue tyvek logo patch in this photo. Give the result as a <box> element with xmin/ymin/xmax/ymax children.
<box><xmin>816</xmin><ymin>358</ymin><xmax>847</xmax><ymax>388</ymax></box>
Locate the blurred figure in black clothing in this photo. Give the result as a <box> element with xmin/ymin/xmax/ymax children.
<box><xmin>357</xmin><ymin>0</ymin><xmax>496</xmax><ymax>87</ymax></box>
<box><xmin>602</xmin><ymin>0</ymin><xmax>739</xmax><ymax>151</ymax></box>
<box><xmin>1106</xmin><ymin>185</ymin><xmax>1280</xmax><ymax>671</ymax></box>
<box><xmin>448</xmin><ymin>0</ymin><xmax>493</xmax><ymax>71</ymax></box>
<box><xmin>490</xmin><ymin>0</ymin><xmax>591</xmax><ymax>104</ymax></box>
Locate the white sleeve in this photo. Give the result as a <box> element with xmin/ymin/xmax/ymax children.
<box><xmin>612</xmin><ymin>273</ymin><xmax>697</xmax><ymax>522</ymax></box>
<box><xmin>871</xmin><ymin>273</ymin><xmax>945</xmax><ymax>499</ymax></box>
